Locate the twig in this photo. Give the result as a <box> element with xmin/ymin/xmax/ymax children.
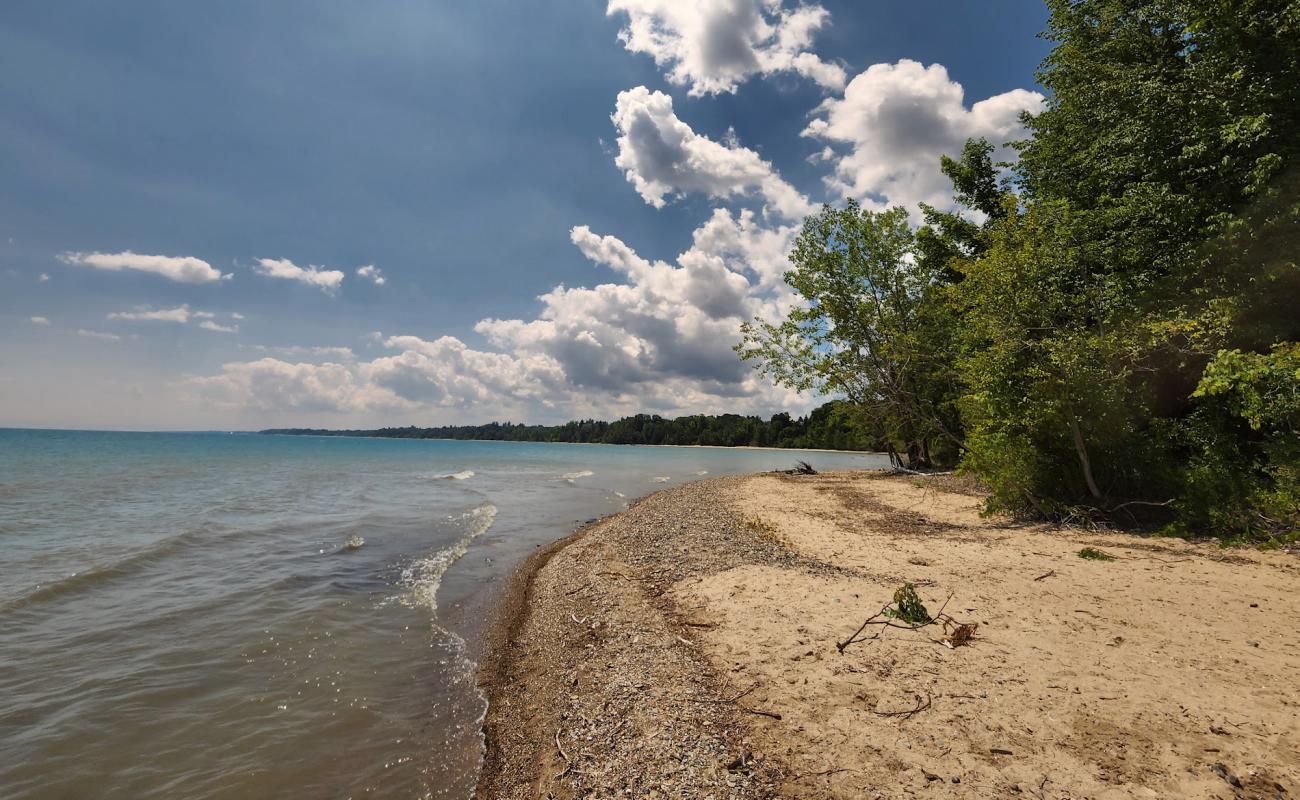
<box><xmin>873</xmin><ymin>692</ymin><xmax>932</xmax><ymax>719</ymax></box>
<box><xmin>1033</xmin><ymin>569</ymin><xmax>1056</xmax><ymax>581</ymax></box>
<box><xmin>678</xmin><ymin>684</ymin><xmax>758</xmax><ymax>705</ymax></box>
<box><xmin>554</xmin><ymin>728</ymin><xmax>571</xmax><ymax>778</ymax></box>
<box><xmin>1110</xmin><ymin>498</ymin><xmax>1174</xmax><ymax>513</ymax></box>
<box><xmin>742</xmin><ymin>706</ymin><xmax>783</xmax><ymax>720</ymax></box>
<box><xmin>837</xmin><ymin>593</ymin><xmax>955</xmax><ymax>653</ymax></box>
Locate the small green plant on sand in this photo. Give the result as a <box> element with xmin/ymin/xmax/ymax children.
<box><xmin>884</xmin><ymin>583</ymin><xmax>931</xmax><ymax>625</ymax></box>
<box><xmin>1077</xmin><ymin>547</ymin><xmax>1115</xmax><ymax>561</ymax></box>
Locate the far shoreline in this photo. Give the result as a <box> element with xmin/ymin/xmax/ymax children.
<box><xmin>258</xmin><ymin>430</ymin><xmax>886</xmax><ymax>457</ymax></box>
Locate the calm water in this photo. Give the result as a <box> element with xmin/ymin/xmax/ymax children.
<box><xmin>0</xmin><ymin>429</ymin><xmax>885</xmax><ymax>798</ymax></box>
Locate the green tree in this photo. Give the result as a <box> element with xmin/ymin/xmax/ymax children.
<box><xmin>949</xmin><ymin>0</ymin><xmax>1299</xmax><ymax>535</ymax></box>
<box><xmin>737</xmin><ymin>203</ymin><xmax>962</xmax><ymax>469</ymax></box>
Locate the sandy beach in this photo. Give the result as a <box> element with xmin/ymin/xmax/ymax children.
<box><xmin>475</xmin><ymin>470</ymin><xmax>1299</xmax><ymax>799</ymax></box>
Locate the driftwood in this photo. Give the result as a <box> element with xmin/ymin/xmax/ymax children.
<box><xmin>554</xmin><ymin>728</ymin><xmax>572</xmax><ymax>778</ymax></box>
<box><xmin>775</xmin><ymin>460</ymin><xmax>818</xmax><ymax>475</ymax></box>
<box><xmin>836</xmin><ymin>593</ymin><xmax>958</xmax><ymax>653</ymax></box>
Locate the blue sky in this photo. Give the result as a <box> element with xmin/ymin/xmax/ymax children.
<box><xmin>1</xmin><ymin>0</ymin><xmax>1051</xmax><ymax>430</ymax></box>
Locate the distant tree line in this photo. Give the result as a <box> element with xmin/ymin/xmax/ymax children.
<box><xmin>262</xmin><ymin>400</ymin><xmax>878</xmax><ymax>451</ymax></box>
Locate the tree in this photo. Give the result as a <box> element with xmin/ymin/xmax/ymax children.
<box><xmin>948</xmin><ymin>0</ymin><xmax>1299</xmax><ymax>535</ymax></box>
<box><xmin>737</xmin><ymin>203</ymin><xmax>963</xmax><ymax>469</ymax></box>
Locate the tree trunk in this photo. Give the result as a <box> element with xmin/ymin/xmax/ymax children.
<box><xmin>1068</xmin><ymin>415</ymin><xmax>1103</xmax><ymax>500</ymax></box>
<box><xmin>905</xmin><ymin>440</ymin><xmax>929</xmax><ymax>471</ymax></box>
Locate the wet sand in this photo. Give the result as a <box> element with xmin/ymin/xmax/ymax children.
<box><xmin>475</xmin><ymin>471</ymin><xmax>1300</xmax><ymax>799</ymax></box>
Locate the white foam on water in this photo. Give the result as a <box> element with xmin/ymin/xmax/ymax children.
<box><xmin>399</xmin><ymin>504</ymin><xmax>497</xmax><ymax>614</ymax></box>
<box><xmin>650</xmin><ymin>476</ymin><xmax>671</xmax><ymax>483</ymax></box>
<box><xmin>434</xmin><ymin>470</ymin><xmax>475</xmax><ymax>481</ymax></box>
<box><xmin>562</xmin><ymin>469</ymin><xmax>594</xmax><ymax>483</ymax></box>
<box><xmin>694</xmin><ymin>469</ymin><xmax>709</xmax><ymax>475</ymax></box>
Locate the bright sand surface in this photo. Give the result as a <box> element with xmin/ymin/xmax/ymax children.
<box><xmin>477</xmin><ymin>471</ymin><xmax>1299</xmax><ymax>798</ymax></box>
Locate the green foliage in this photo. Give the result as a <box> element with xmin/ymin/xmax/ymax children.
<box><xmin>737</xmin><ymin>203</ymin><xmax>964</xmax><ymax>469</ymax></box>
<box><xmin>884</xmin><ymin>583</ymin><xmax>932</xmax><ymax>625</ymax></box>
<box><xmin>261</xmin><ymin>401</ymin><xmax>880</xmax><ymax>452</ymax></box>
<box><xmin>1077</xmin><ymin>547</ymin><xmax>1115</xmax><ymax>561</ymax></box>
<box><xmin>948</xmin><ymin>0</ymin><xmax>1300</xmax><ymax>538</ymax></box>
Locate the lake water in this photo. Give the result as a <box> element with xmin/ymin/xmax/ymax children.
<box><xmin>0</xmin><ymin>429</ymin><xmax>885</xmax><ymax>798</ymax></box>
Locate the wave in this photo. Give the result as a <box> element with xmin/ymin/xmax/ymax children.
<box><xmin>562</xmin><ymin>470</ymin><xmax>594</xmax><ymax>483</ymax></box>
<box><xmin>399</xmin><ymin>504</ymin><xmax>497</xmax><ymax>614</ymax></box>
<box><xmin>651</xmin><ymin>476</ymin><xmax>671</xmax><ymax>483</ymax></box>
<box><xmin>694</xmin><ymin>469</ymin><xmax>709</xmax><ymax>475</ymax></box>
<box><xmin>0</xmin><ymin>524</ymin><xmax>227</xmax><ymax>614</ymax></box>
<box><xmin>435</xmin><ymin>470</ymin><xmax>476</xmax><ymax>481</ymax></box>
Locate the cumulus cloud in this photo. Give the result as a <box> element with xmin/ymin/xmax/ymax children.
<box><xmin>612</xmin><ymin>86</ymin><xmax>813</xmax><ymax>219</ymax></box>
<box><xmin>607</xmin><ymin>0</ymin><xmax>845</xmax><ymax>96</ymax></box>
<box><xmin>356</xmin><ymin>265</ymin><xmax>386</xmax><ymax>285</ymax></box>
<box><xmin>58</xmin><ymin>251</ymin><xmax>229</xmax><ymax>284</ymax></box>
<box><xmin>30</xmin><ymin>316</ymin><xmax>50</xmax><ymax>325</ymax></box>
<box><xmin>191</xmin><ymin>358</ymin><xmax>386</xmax><ymax>414</ymax></box>
<box><xmin>77</xmin><ymin>329</ymin><xmax>121</xmax><ymax>341</ymax></box>
<box><xmin>191</xmin><ymin>210</ymin><xmax>809</xmax><ymax>421</ymax></box>
<box><xmin>803</xmin><ymin>60</ymin><xmax>1045</xmax><ymax>213</ymax></box>
<box><xmin>254</xmin><ymin>258</ymin><xmax>345</xmax><ymax>294</ymax></box>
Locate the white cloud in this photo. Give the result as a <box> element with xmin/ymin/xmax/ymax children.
<box><xmin>108</xmin><ymin>305</ymin><xmax>198</xmax><ymax>323</ymax></box>
<box><xmin>30</xmin><ymin>316</ymin><xmax>50</xmax><ymax>325</ymax></box>
<box><xmin>191</xmin><ymin>209</ymin><xmax>809</xmax><ymax>421</ymax></box>
<box><xmin>356</xmin><ymin>264</ymin><xmax>386</xmax><ymax>285</ymax></box>
<box><xmin>241</xmin><ymin>344</ymin><xmax>355</xmax><ymax>360</ymax></box>
<box><xmin>254</xmin><ymin>258</ymin><xmax>345</xmax><ymax>294</ymax></box>
<box><xmin>77</xmin><ymin>329</ymin><xmax>121</xmax><ymax>341</ymax></box>
<box><xmin>191</xmin><ymin>358</ymin><xmax>386</xmax><ymax>414</ymax></box>
<box><xmin>106</xmin><ymin>304</ymin><xmax>240</xmax><ymax>333</ymax></box>
<box><xmin>37</xmin><ymin>273</ymin><xmax>50</xmax><ymax>282</ymax></box>
<box><xmin>199</xmin><ymin>320</ymin><xmax>239</xmax><ymax>333</ymax></box>
<box><xmin>612</xmin><ymin>86</ymin><xmax>813</xmax><ymax>219</ymax></box>
<box><xmin>607</xmin><ymin>0</ymin><xmax>845</xmax><ymax>96</ymax></box>
<box><xmin>58</xmin><ymin>251</ymin><xmax>229</xmax><ymax>283</ymax></box>
<box><xmin>803</xmin><ymin>59</ymin><xmax>1045</xmax><ymax>213</ymax></box>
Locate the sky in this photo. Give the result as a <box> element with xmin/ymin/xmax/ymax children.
<box><xmin>0</xmin><ymin>0</ymin><xmax>1052</xmax><ymax>431</ymax></box>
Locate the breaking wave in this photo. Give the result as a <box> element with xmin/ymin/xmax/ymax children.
<box><xmin>399</xmin><ymin>504</ymin><xmax>497</xmax><ymax>614</ymax></box>
<box><xmin>435</xmin><ymin>470</ymin><xmax>476</xmax><ymax>481</ymax></box>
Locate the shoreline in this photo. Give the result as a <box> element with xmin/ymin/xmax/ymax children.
<box><xmin>472</xmin><ymin>470</ymin><xmax>1299</xmax><ymax>798</ymax></box>
<box><xmin>258</xmin><ymin>430</ymin><xmax>885</xmax><ymax>456</ymax></box>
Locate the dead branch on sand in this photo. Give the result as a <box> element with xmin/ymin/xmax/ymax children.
<box><xmin>837</xmin><ymin>591</ymin><xmax>978</xmax><ymax>652</ymax></box>
<box><xmin>873</xmin><ymin>691</ymin><xmax>932</xmax><ymax>719</ymax></box>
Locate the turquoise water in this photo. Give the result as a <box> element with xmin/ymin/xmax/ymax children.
<box><xmin>0</xmin><ymin>429</ymin><xmax>885</xmax><ymax>798</ymax></box>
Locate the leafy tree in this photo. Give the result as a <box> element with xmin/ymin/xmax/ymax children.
<box><xmin>948</xmin><ymin>0</ymin><xmax>1299</xmax><ymax>536</ymax></box>
<box><xmin>736</xmin><ymin>203</ymin><xmax>962</xmax><ymax>469</ymax></box>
